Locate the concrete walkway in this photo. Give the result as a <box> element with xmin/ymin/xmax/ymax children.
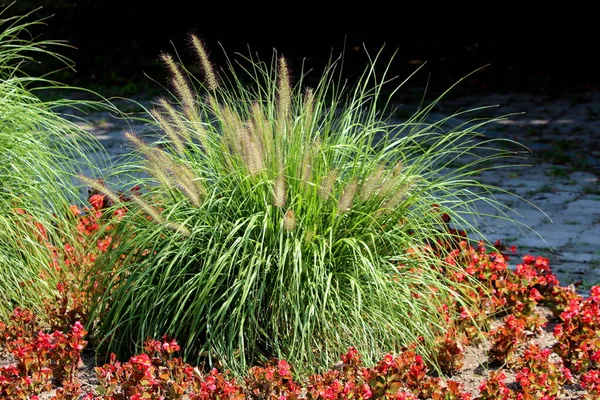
<box><xmin>432</xmin><ymin>92</ymin><xmax>600</xmax><ymax>292</ymax></box>
<box><xmin>74</xmin><ymin>92</ymin><xmax>600</xmax><ymax>293</ymax></box>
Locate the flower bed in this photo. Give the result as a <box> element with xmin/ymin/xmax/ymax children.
<box><xmin>1</xmin><ymin>194</ymin><xmax>598</xmax><ymax>399</ymax></box>
<box><xmin>3</xmin><ymin>9</ymin><xmax>597</xmax><ymax>400</ymax></box>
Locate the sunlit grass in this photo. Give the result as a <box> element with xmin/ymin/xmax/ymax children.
<box><xmin>85</xmin><ymin>38</ymin><xmax>532</xmax><ymax>376</ymax></box>
<box><xmin>0</xmin><ymin>7</ymin><xmax>107</xmax><ymax>320</ymax></box>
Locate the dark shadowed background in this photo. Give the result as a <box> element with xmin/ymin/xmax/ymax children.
<box><xmin>5</xmin><ymin>1</ymin><xmax>598</xmax><ymax>99</ymax></box>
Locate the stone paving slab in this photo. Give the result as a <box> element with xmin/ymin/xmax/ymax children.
<box><xmin>73</xmin><ymin>92</ymin><xmax>600</xmax><ymax>294</ymax></box>
<box><xmin>433</xmin><ymin>93</ymin><xmax>600</xmax><ymax>293</ymax></box>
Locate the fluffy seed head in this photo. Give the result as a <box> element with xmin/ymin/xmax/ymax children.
<box><xmin>380</xmin><ymin>165</ymin><xmax>405</xmax><ymax>198</ymax></box>
<box><xmin>124</xmin><ymin>132</ymin><xmax>172</xmax><ymax>187</ymax></box>
<box><xmin>304</xmin><ymin>229</ymin><xmax>315</xmax><ymax>244</ymax></box>
<box><xmin>124</xmin><ymin>131</ymin><xmax>158</xmax><ymax>162</ymax></box>
<box><xmin>360</xmin><ymin>165</ymin><xmax>385</xmax><ymax>201</ymax></box>
<box><xmin>274</xmin><ymin>172</ymin><xmax>286</xmax><ymax>208</ymax></box>
<box><xmin>318</xmin><ymin>169</ymin><xmax>337</xmax><ymax>200</ymax></box>
<box><xmin>250</xmin><ymin>102</ymin><xmax>274</xmax><ymax>164</ymax></box>
<box><xmin>161</xmin><ymin>53</ymin><xmax>198</xmax><ymax>122</ymax></box>
<box><xmin>337</xmin><ymin>178</ymin><xmax>358</xmax><ymax>214</ymax></box>
<box><xmin>157</xmin><ymin>98</ymin><xmax>193</xmax><ymax>142</ymax></box>
<box><xmin>130</xmin><ymin>193</ymin><xmax>190</xmax><ymax>236</ymax></box>
<box><xmin>276</xmin><ymin>56</ymin><xmax>291</xmax><ymax>132</ymax></box>
<box><xmin>220</xmin><ymin>105</ymin><xmax>244</xmax><ymax>156</ymax></box>
<box><xmin>78</xmin><ymin>173</ymin><xmax>189</xmax><ymax>236</ymax></box>
<box><xmin>125</xmin><ymin>131</ymin><xmax>203</xmax><ymax>206</ymax></box>
<box><xmin>148</xmin><ymin>150</ymin><xmax>178</xmax><ymax>189</ymax></box>
<box><xmin>284</xmin><ymin>208</ymin><xmax>296</xmax><ymax>231</ymax></box>
<box><xmin>380</xmin><ymin>176</ymin><xmax>419</xmax><ymax>215</ymax></box>
<box><xmin>392</xmin><ymin>161</ymin><xmax>403</xmax><ymax>176</ymax></box>
<box><xmin>77</xmin><ymin>174</ymin><xmax>122</xmax><ymax>206</ymax></box>
<box><xmin>151</xmin><ymin>108</ymin><xmax>186</xmax><ymax>155</ymax></box>
<box><xmin>298</xmin><ymin>146</ymin><xmax>313</xmax><ymax>191</ymax></box>
<box><xmin>207</xmin><ymin>94</ymin><xmax>221</xmax><ymax>117</ymax></box>
<box><xmin>167</xmin><ymin>160</ymin><xmax>204</xmax><ymax>207</ymax></box>
<box><xmin>244</xmin><ymin>123</ymin><xmax>265</xmax><ymax>176</ymax></box>
<box><xmin>303</xmin><ymin>88</ymin><xmax>315</xmax><ymax>134</ymax></box>
<box><xmin>189</xmin><ymin>34</ymin><xmax>218</xmax><ymax>91</ymax></box>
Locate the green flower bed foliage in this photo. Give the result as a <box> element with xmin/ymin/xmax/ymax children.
<box><xmin>0</xmin><ymin>7</ymin><xmax>104</xmax><ymax>320</ymax></box>
<box><xmin>86</xmin><ymin>36</ymin><xmax>526</xmax><ymax>375</ymax></box>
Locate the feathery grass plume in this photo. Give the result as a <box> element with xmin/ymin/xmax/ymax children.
<box><xmin>299</xmin><ymin>147</ymin><xmax>313</xmax><ymax>190</ymax></box>
<box><xmin>379</xmin><ymin>161</ymin><xmax>406</xmax><ymax>198</ymax></box>
<box><xmin>380</xmin><ymin>176</ymin><xmax>419</xmax><ymax>215</ymax></box>
<box><xmin>392</xmin><ymin>160</ymin><xmax>404</xmax><ymax>176</ymax></box>
<box><xmin>147</xmin><ymin>148</ymin><xmax>177</xmax><ymax>189</ymax></box>
<box><xmin>236</xmin><ymin>124</ymin><xmax>255</xmax><ymax>174</ymax></box>
<box><xmin>87</xmin><ymin>38</ymin><xmax>540</xmax><ymax>377</ymax></box>
<box><xmin>157</xmin><ymin>97</ymin><xmax>193</xmax><ymax>142</ymax></box>
<box><xmin>273</xmin><ymin>171</ymin><xmax>286</xmax><ymax>207</ymax></box>
<box><xmin>123</xmin><ymin>131</ymin><xmax>176</xmax><ymax>188</ymax></box>
<box><xmin>312</xmin><ymin>137</ymin><xmax>322</xmax><ymax>153</ymax></box>
<box><xmin>318</xmin><ymin>169</ymin><xmax>337</xmax><ymax>200</ymax></box>
<box><xmin>123</xmin><ymin>131</ymin><xmax>173</xmax><ymax>187</ymax></box>
<box><xmin>163</xmin><ymin>157</ymin><xmax>205</xmax><ymax>207</ymax></box>
<box><xmin>276</xmin><ymin>56</ymin><xmax>291</xmax><ymax>134</ymax></box>
<box><xmin>206</xmin><ymin>94</ymin><xmax>221</xmax><ymax>118</ymax></box>
<box><xmin>304</xmin><ymin>228</ymin><xmax>315</xmax><ymax>243</ymax></box>
<box><xmin>360</xmin><ymin>164</ymin><xmax>386</xmax><ymax>201</ymax></box>
<box><xmin>250</xmin><ymin>101</ymin><xmax>274</xmax><ymax>163</ymax></box>
<box><xmin>189</xmin><ymin>34</ymin><xmax>218</xmax><ymax>91</ymax></box>
<box><xmin>337</xmin><ymin>178</ymin><xmax>358</xmax><ymax>214</ymax></box>
<box><xmin>77</xmin><ymin>174</ymin><xmax>124</xmax><ymax>208</ymax></box>
<box><xmin>283</xmin><ymin>208</ymin><xmax>296</xmax><ymax>231</ymax></box>
<box><xmin>303</xmin><ymin>88</ymin><xmax>315</xmax><ymax>134</ymax></box>
<box><xmin>220</xmin><ymin>104</ymin><xmax>244</xmax><ymax>157</ymax></box>
<box><xmin>151</xmin><ymin>108</ymin><xmax>186</xmax><ymax>155</ymax></box>
<box><xmin>163</xmin><ymin>221</ymin><xmax>191</xmax><ymax>236</ymax></box>
<box><xmin>130</xmin><ymin>193</ymin><xmax>190</xmax><ymax>236</ymax></box>
<box><xmin>244</xmin><ymin>123</ymin><xmax>265</xmax><ymax>176</ymax></box>
<box><xmin>161</xmin><ymin>53</ymin><xmax>198</xmax><ymax>122</ymax></box>
<box><xmin>126</xmin><ymin>131</ymin><xmax>204</xmax><ymax>206</ymax></box>
<box><xmin>236</xmin><ymin>125</ymin><xmax>259</xmax><ymax>173</ymax></box>
<box><xmin>83</xmin><ymin>168</ymin><xmax>189</xmax><ymax>235</ymax></box>
<box><xmin>177</xmin><ymin>165</ymin><xmax>206</xmax><ymax>204</ymax></box>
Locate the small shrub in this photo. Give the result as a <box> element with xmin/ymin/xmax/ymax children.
<box><xmin>487</xmin><ymin>314</ymin><xmax>528</xmax><ymax>365</ymax></box>
<box><xmin>84</xmin><ymin>36</ymin><xmax>530</xmax><ymax>375</ymax></box>
<box><xmin>477</xmin><ymin>370</ymin><xmax>514</xmax><ymax>400</ymax></box>
<box><xmin>431</xmin><ymin>328</ymin><xmax>466</xmax><ymax>376</ymax></box>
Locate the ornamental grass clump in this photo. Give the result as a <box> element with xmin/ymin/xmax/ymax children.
<box><xmin>86</xmin><ymin>36</ymin><xmax>527</xmax><ymax>375</ymax></box>
<box><xmin>0</xmin><ymin>9</ymin><xmax>104</xmax><ymax>320</ymax></box>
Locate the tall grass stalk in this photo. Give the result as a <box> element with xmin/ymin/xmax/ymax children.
<box><xmin>0</xmin><ymin>7</ymin><xmax>106</xmax><ymax>320</ymax></box>
<box><xmin>87</xmin><ymin>38</ymin><xmax>530</xmax><ymax>375</ymax></box>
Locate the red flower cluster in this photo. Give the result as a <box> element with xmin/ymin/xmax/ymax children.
<box><xmin>487</xmin><ymin>314</ymin><xmax>529</xmax><ymax>365</ymax></box>
<box><xmin>581</xmin><ymin>370</ymin><xmax>600</xmax><ymax>399</ymax></box>
<box><xmin>0</xmin><ymin>307</ymin><xmax>87</xmax><ymax>399</ymax></box>
<box><xmin>432</xmin><ymin>328</ymin><xmax>466</xmax><ymax>375</ymax></box>
<box><xmin>513</xmin><ymin>344</ymin><xmax>573</xmax><ymax>399</ymax></box>
<box><xmin>70</xmin><ymin>342</ymin><xmax>476</xmax><ymax>399</ymax></box>
<box><xmin>553</xmin><ymin>286</ymin><xmax>600</xmax><ymax>373</ymax></box>
<box><xmin>478</xmin><ymin>370</ymin><xmax>513</xmax><ymax>400</ymax></box>
<box><xmin>8</xmin><ymin>201</ymin><xmax>600</xmax><ymax>398</ymax></box>
<box><xmin>94</xmin><ymin>338</ymin><xmax>243</xmax><ymax>399</ymax></box>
